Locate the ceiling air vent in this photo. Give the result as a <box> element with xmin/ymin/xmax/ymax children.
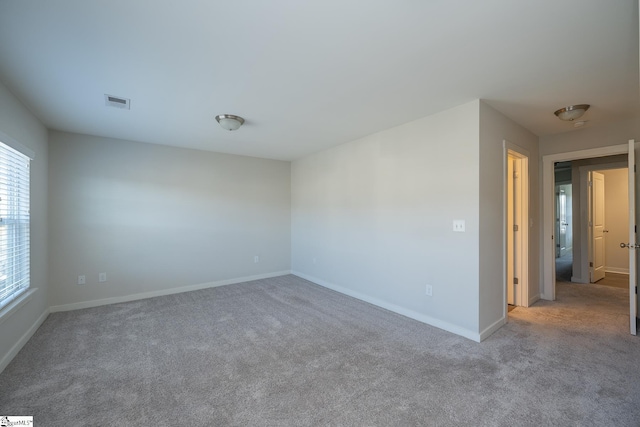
<box><xmin>104</xmin><ymin>94</ymin><xmax>130</xmax><ymax>110</ymax></box>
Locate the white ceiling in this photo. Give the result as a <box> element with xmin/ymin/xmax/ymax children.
<box><xmin>0</xmin><ymin>1</ymin><xmax>638</xmax><ymax>161</ymax></box>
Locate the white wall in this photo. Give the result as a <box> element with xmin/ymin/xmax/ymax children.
<box><xmin>601</xmin><ymin>168</ymin><xmax>629</xmax><ymax>274</ymax></box>
<box><xmin>48</xmin><ymin>131</ymin><xmax>291</xmax><ymax>308</ymax></box>
<box><xmin>0</xmin><ymin>80</ymin><xmax>49</xmax><ymax>370</ymax></box>
<box><xmin>478</xmin><ymin>102</ymin><xmax>539</xmax><ymax>330</ymax></box>
<box><xmin>292</xmin><ymin>101</ymin><xmax>481</xmax><ymax>339</ymax></box>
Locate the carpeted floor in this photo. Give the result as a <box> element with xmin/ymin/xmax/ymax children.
<box><xmin>556</xmin><ymin>251</ymin><xmax>630</xmax><ymax>289</ymax></box>
<box><xmin>555</xmin><ymin>251</ymin><xmax>573</xmax><ymax>283</ymax></box>
<box><xmin>597</xmin><ymin>272</ymin><xmax>629</xmax><ymax>289</ymax></box>
<box><xmin>1</xmin><ymin>274</ymin><xmax>639</xmax><ymax>426</ymax></box>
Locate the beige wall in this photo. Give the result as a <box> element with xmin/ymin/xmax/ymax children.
<box><xmin>0</xmin><ymin>80</ymin><xmax>49</xmax><ymax>371</ymax></box>
<box><xmin>601</xmin><ymin>168</ymin><xmax>629</xmax><ymax>274</ymax></box>
<box><xmin>48</xmin><ymin>131</ymin><xmax>291</xmax><ymax>308</ymax></box>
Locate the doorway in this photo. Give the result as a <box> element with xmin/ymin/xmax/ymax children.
<box><xmin>504</xmin><ymin>141</ymin><xmax>529</xmax><ymax>312</ymax></box>
<box><xmin>554</xmin><ymin>161</ymin><xmax>573</xmax><ymax>284</ymax></box>
<box><xmin>541</xmin><ymin>141</ymin><xmax>637</xmax><ymax>336</ymax></box>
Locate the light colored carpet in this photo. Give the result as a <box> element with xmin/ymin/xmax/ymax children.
<box><xmin>1</xmin><ymin>275</ymin><xmax>639</xmax><ymax>426</ymax></box>
<box><xmin>555</xmin><ymin>251</ymin><xmax>573</xmax><ymax>282</ymax></box>
<box><xmin>597</xmin><ymin>272</ymin><xmax>629</xmax><ymax>289</ymax></box>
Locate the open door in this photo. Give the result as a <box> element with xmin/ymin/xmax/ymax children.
<box><xmin>504</xmin><ymin>141</ymin><xmax>529</xmax><ymax>309</ymax></box>
<box><xmin>628</xmin><ymin>140</ymin><xmax>637</xmax><ymax>335</ymax></box>
<box><xmin>589</xmin><ymin>171</ymin><xmax>606</xmax><ymax>282</ymax></box>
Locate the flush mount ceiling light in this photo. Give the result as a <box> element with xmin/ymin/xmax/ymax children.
<box><xmin>215</xmin><ymin>114</ymin><xmax>245</xmax><ymax>131</ymax></box>
<box><xmin>554</xmin><ymin>104</ymin><xmax>590</xmax><ymax>121</ymax></box>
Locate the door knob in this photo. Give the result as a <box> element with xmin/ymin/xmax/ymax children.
<box><xmin>620</xmin><ymin>242</ymin><xmax>640</xmax><ymax>249</ymax></box>
<box><xmin>603</xmin><ymin>229</ymin><xmax>609</xmax><ymax>233</ymax></box>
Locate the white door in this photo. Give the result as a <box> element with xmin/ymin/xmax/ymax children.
<box><xmin>590</xmin><ymin>171</ymin><xmax>606</xmax><ymax>282</ymax></box>
<box><xmin>627</xmin><ymin>140</ymin><xmax>637</xmax><ymax>335</ymax></box>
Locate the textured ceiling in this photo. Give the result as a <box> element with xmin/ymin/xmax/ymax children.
<box><xmin>0</xmin><ymin>0</ymin><xmax>638</xmax><ymax>160</ymax></box>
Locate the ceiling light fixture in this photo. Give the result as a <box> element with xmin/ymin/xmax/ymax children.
<box><xmin>215</xmin><ymin>114</ymin><xmax>245</xmax><ymax>131</ymax></box>
<box><xmin>554</xmin><ymin>104</ymin><xmax>590</xmax><ymax>121</ymax></box>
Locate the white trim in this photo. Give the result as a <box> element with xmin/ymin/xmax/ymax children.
<box><xmin>479</xmin><ymin>317</ymin><xmax>506</xmax><ymax>341</ymax></box>
<box><xmin>605</xmin><ymin>268</ymin><xmax>630</xmax><ymax>275</ymax></box>
<box><xmin>571</xmin><ymin>275</ymin><xmax>589</xmax><ymax>284</ymax></box>
<box><xmin>0</xmin><ymin>308</ymin><xmax>49</xmax><ymax>374</ymax></box>
<box><xmin>0</xmin><ymin>288</ymin><xmax>37</xmax><ymax>327</ymax></box>
<box><xmin>542</xmin><ymin>143</ymin><xmax>627</xmax><ymax>300</ymax></box>
<box><xmin>50</xmin><ymin>271</ymin><xmax>292</xmax><ymax>312</ymax></box>
<box><xmin>292</xmin><ymin>271</ymin><xmax>482</xmax><ymax>342</ymax></box>
<box><xmin>528</xmin><ymin>294</ymin><xmax>540</xmax><ymax>306</ymax></box>
<box><xmin>0</xmin><ymin>129</ymin><xmax>35</xmax><ymax>159</ymax></box>
<box><xmin>628</xmin><ymin>139</ymin><xmax>637</xmax><ymax>335</ymax></box>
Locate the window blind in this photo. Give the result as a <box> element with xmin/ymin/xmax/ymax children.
<box><xmin>0</xmin><ymin>140</ymin><xmax>30</xmax><ymax>310</ymax></box>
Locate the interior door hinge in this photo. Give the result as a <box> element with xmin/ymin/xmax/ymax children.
<box><xmin>588</xmin><ymin>180</ymin><xmax>593</xmax><ymax>187</ymax></box>
<box><xmin>514</xmin><ymin>278</ymin><xmax>519</xmax><ymax>285</ymax></box>
<box><xmin>636</xmin><ymin>286</ymin><xmax>637</xmax><ymax>294</ymax></box>
<box><xmin>513</xmin><ymin>225</ymin><xmax>519</xmax><ymax>232</ymax></box>
<box><xmin>589</xmin><ymin>262</ymin><xmax>593</xmax><ymax>267</ymax></box>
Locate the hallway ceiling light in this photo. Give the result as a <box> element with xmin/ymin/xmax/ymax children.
<box><xmin>215</xmin><ymin>114</ymin><xmax>245</xmax><ymax>131</ymax></box>
<box><xmin>554</xmin><ymin>104</ymin><xmax>590</xmax><ymax>121</ymax></box>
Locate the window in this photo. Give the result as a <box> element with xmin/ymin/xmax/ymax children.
<box><xmin>0</xmin><ymin>140</ymin><xmax>30</xmax><ymax>311</ymax></box>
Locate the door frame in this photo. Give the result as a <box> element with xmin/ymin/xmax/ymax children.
<box><xmin>542</xmin><ymin>144</ymin><xmax>627</xmax><ymax>300</ymax></box>
<box><xmin>503</xmin><ymin>140</ymin><xmax>529</xmax><ymax>315</ymax></box>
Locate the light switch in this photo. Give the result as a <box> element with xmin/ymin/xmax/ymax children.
<box><xmin>453</xmin><ymin>220</ymin><xmax>465</xmax><ymax>232</ymax></box>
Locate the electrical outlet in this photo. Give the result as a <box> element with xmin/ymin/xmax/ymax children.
<box><xmin>425</xmin><ymin>284</ymin><xmax>433</xmax><ymax>296</ymax></box>
<box><xmin>254</xmin><ymin>256</ymin><xmax>259</xmax><ymax>263</ymax></box>
<box><xmin>453</xmin><ymin>220</ymin><xmax>465</xmax><ymax>232</ymax></box>
<box><xmin>99</xmin><ymin>272</ymin><xmax>107</xmax><ymax>283</ymax></box>
<box><xmin>77</xmin><ymin>275</ymin><xmax>86</xmax><ymax>285</ymax></box>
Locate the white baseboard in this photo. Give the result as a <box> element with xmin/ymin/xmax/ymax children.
<box><xmin>528</xmin><ymin>294</ymin><xmax>540</xmax><ymax>306</ymax></box>
<box><xmin>291</xmin><ymin>271</ymin><xmax>482</xmax><ymax>342</ymax></box>
<box><xmin>0</xmin><ymin>308</ymin><xmax>49</xmax><ymax>374</ymax></box>
<box><xmin>605</xmin><ymin>268</ymin><xmax>629</xmax><ymax>275</ymax></box>
<box><xmin>50</xmin><ymin>270</ymin><xmax>292</xmax><ymax>313</ymax></box>
<box><xmin>571</xmin><ymin>276</ymin><xmax>589</xmax><ymax>284</ymax></box>
<box><xmin>479</xmin><ymin>317</ymin><xmax>506</xmax><ymax>341</ymax></box>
